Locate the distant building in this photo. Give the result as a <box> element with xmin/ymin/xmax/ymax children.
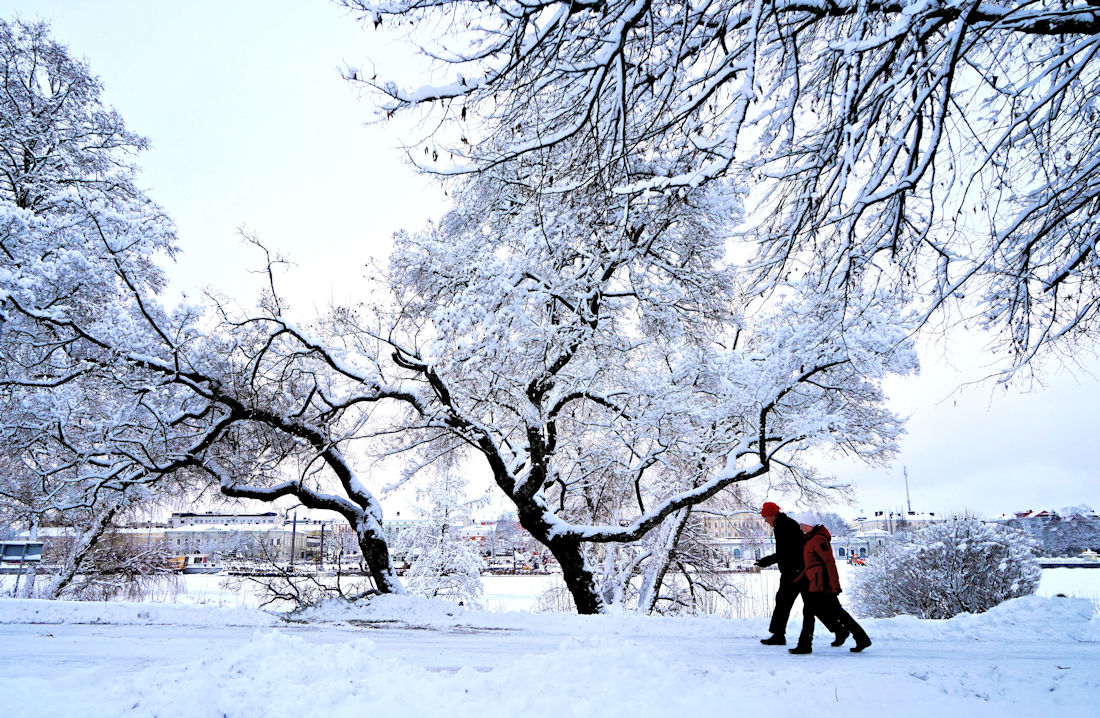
<box><xmin>995</xmin><ymin>508</ymin><xmax>1100</xmax><ymax>522</ymax></box>
<box><xmin>380</xmin><ymin>516</ymin><xmax>433</xmax><ymax>547</ymax></box>
<box><xmin>699</xmin><ymin>511</ymin><xmax>769</xmax><ymax>539</ymax></box>
<box><xmin>697</xmin><ymin>511</ymin><xmax>768</xmax><ymax>564</ymax></box>
<box><xmin>167</xmin><ymin>512</ymin><xmax>279</xmax><ymax>528</ymax></box>
<box><xmin>154</xmin><ymin>512</ymin><xmax>338</xmax><ymax>562</ymax></box>
<box><xmin>460</xmin><ymin>522</ymin><xmax>494</xmax><ymax>553</ymax></box>
<box><xmin>1012</xmin><ymin>509</ymin><xmax>1056</xmax><ymax>521</ymax></box>
<box><xmin>854</xmin><ymin>510</ymin><xmax>941</xmax><ymax>535</ymax></box>
<box><xmin>835</xmin><ymin>530</ymin><xmax>890</xmax><ymax>560</ymax></box>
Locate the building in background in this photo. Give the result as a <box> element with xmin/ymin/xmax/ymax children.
<box><xmin>701</xmin><ymin>509</ymin><xmax>897</xmax><ymax>565</ymax></box>
<box><xmin>854</xmin><ymin>510</ymin><xmax>941</xmax><ymax>535</ymax></box>
<box><xmin>699</xmin><ymin>511</ymin><xmax>769</xmax><ymax>540</ymax></box>
<box><xmin>167</xmin><ymin>512</ymin><xmax>280</xmax><ymax>529</ymax></box>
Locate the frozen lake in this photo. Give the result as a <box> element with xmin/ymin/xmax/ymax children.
<box><xmin>135</xmin><ymin>565</ymin><xmax>1100</xmax><ymax>615</ymax></box>
<box><xmin>5</xmin><ymin>565</ymin><xmax>1097</xmax><ymax>615</ymax></box>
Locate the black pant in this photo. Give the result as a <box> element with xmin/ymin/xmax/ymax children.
<box><xmin>798</xmin><ymin>592</ymin><xmax>869</xmax><ymax>648</ymax></box>
<box><xmin>768</xmin><ymin>575</ymin><xmax>802</xmax><ymax>635</ymax></box>
<box><xmin>769</xmin><ymin>576</ymin><xmax>838</xmax><ymax>636</ymax></box>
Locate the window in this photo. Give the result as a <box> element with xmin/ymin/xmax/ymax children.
<box><xmin>838</xmin><ymin>548</ymin><xmax>846</xmax><ymax>558</ymax></box>
<box><xmin>733</xmin><ymin>549</ymin><xmax>742</xmax><ymax>559</ymax></box>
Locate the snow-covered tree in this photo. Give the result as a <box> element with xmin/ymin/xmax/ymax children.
<box><xmin>0</xmin><ymin>19</ymin><xmax>407</xmax><ymax>597</ymax></box>
<box><xmin>0</xmin><ymin>17</ymin><xmax>188</xmax><ymax>594</ymax></box>
<box><xmin>396</xmin><ymin>474</ymin><xmax>485</xmax><ymax>607</ymax></box>
<box><xmin>598</xmin><ymin>506</ymin><xmax>742</xmax><ymax>616</ymax></box>
<box><xmin>850</xmin><ymin>518</ymin><xmax>1041</xmax><ymax>619</ymax></box>
<box><xmin>38</xmin><ymin>527</ymin><xmax>179</xmax><ymax>602</ymax></box>
<box><xmin>350</xmin><ymin>0</ymin><xmax>1100</xmax><ymax>374</ymax></box>
<box><xmin>341</xmin><ymin>157</ymin><xmax>918</xmax><ymax>613</ymax></box>
<box><xmin>0</xmin><ymin>15</ymin><xmax>917</xmax><ymax>616</ymax></box>
<box><xmin>1004</xmin><ymin>508</ymin><xmax>1100</xmax><ymax>556</ymax></box>
<box><xmin>819</xmin><ymin>511</ymin><xmax>854</xmax><ymax>538</ymax></box>
<box><xmin>488</xmin><ymin>512</ymin><xmax>528</xmax><ymax>556</ymax></box>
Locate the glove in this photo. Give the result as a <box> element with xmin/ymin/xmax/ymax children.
<box><xmin>753</xmin><ymin>559</ymin><xmax>764</xmax><ymax>567</ymax></box>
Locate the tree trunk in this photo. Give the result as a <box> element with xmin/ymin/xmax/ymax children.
<box><xmin>515</xmin><ymin>503</ymin><xmax>605</xmax><ymax>614</ymax></box>
<box><xmin>357</xmin><ymin>527</ymin><xmax>405</xmax><ymax>595</ymax></box>
<box><xmin>547</xmin><ymin>536</ymin><xmax>604</xmax><ymax>614</ymax></box>
<box><xmin>599</xmin><ymin>547</ymin><xmax>628</xmax><ymax>608</ymax></box>
<box><xmin>637</xmin><ymin>508</ymin><xmax>690</xmax><ymax>614</ymax></box>
<box><xmin>48</xmin><ymin>501</ymin><xmax>121</xmax><ymax>598</ymax></box>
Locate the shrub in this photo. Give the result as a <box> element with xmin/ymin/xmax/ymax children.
<box><xmin>850</xmin><ymin>518</ymin><xmax>1041</xmax><ymax>619</ymax></box>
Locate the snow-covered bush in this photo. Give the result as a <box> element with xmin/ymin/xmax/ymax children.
<box><xmin>850</xmin><ymin>518</ymin><xmax>1041</xmax><ymax>619</ymax></box>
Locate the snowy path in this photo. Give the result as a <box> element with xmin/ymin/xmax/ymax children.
<box><xmin>0</xmin><ymin>595</ymin><xmax>1096</xmax><ymax>718</ymax></box>
<box><xmin>2</xmin><ymin>617</ymin><xmax>1088</xmax><ymax>676</ymax></box>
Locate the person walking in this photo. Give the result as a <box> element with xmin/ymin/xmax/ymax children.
<box><xmin>755</xmin><ymin>502</ymin><xmax>809</xmax><ymax>646</ymax></box>
<box><xmin>787</xmin><ymin>511</ymin><xmax>872</xmax><ymax>655</ymax></box>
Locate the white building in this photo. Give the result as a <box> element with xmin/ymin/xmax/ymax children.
<box><xmin>707</xmin><ymin>529</ymin><xmax>891</xmax><ymax>566</ymax></box>
<box><xmin>159</xmin><ymin>512</ymin><xmax>340</xmax><ymax>562</ymax></box>
<box><xmin>460</xmin><ymin>523</ymin><xmax>494</xmax><ymax>553</ymax></box>
<box><xmin>854</xmin><ymin>510</ymin><xmax>941</xmax><ymax>534</ymax></box>
<box><xmin>166</xmin><ymin>512</ymin><xmax>280</xmax><ymax>528</ymax></box>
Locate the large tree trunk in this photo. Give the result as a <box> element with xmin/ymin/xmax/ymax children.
<box><xmin>516</xmin><ymin>503</ymin><xmax>604</xmax><ymax>614</ymax></box>
<box><xmin>548</xmin><ymin>537</ymin><xmax>604</xmax><ymax>614</ymax></box>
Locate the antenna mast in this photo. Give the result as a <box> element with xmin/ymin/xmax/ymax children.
<box><xmin>904</xmin><ymin>466</ymin><xmax>912</xmax><ymax>513</ymax></box>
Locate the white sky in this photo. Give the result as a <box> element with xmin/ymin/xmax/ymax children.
<box><xmin>8</xmin><ymin>1</ymin><xmax>1098</xmax><ymax>521</ymax></box>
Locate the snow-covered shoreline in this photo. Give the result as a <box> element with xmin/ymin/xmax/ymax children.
<box><xmin>4</xmin><ymin>564</ymin><xmax>1096</xmax><ymax>615</ymax></box>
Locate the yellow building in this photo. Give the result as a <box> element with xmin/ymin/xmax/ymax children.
<box><xmin>699</xmin><ymin>511</ymin><xmax>769</xmax><ymax>539</ymax></box>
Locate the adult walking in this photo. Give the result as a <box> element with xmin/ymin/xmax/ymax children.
<box><xmin>755</xmin><ymin>502</ymin><xmax>808</xmax><ymax>646</ymax></box>
<box><xmin>788</xmin><ymin>511</ymin><xmax>872</xmax><ymax>655</ymax></box>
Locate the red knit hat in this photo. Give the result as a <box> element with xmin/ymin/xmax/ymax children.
<box><xmin>760</xmin><ymin>502</ymin><xmax>780</xmax><ymax>517</ymax></box>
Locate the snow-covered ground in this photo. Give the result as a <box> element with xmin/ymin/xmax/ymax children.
<box><xmin>1038</xmin><ymin>567</ymin><xmax>1100</xmax><ymax>604</ymax></box>
<box><xmin>1</xmin><ymin>583</ymin><xmax>1098</xmax><ymax>718</ymax></box>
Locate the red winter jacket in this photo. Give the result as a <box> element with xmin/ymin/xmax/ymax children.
<box><xmin>794</xmin><ymin>525</ymin><xmax>841</xmax><ymax>594</ymax></box>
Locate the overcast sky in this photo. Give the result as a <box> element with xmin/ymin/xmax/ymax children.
<box><xmin>8</xmin><ymin>1</ymin><xmax>1098</xmax><ymax>521</ymax></box>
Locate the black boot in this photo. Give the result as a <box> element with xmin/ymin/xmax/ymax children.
<box><xmin>850</xmin><ymin>637</ymin><xmax>872</xmax><ymax>653</ymax></box>
<box><xmin>788</xmin><ymin>644</ymin><xmax>812</xmax><ymax>654</ymax></box>
<box><xmin>760</xmin><ymin>634</ymin><xmax>786</xmax><ymax>646</ymax></box>
<box><xmin>831</xmin><ymin>629</ymin><xmax>850</xmax><ymax>647</ymax></box>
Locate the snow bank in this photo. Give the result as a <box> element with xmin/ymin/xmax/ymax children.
<box><xmin>872</xmin><ymin>594</ymin><xmax>1099</xmax><ymax>644</ymax></box>
<box><xmin>0</xmin><ymin>597</ymin><xmax>279</xmax><ymax>627</ymax></box>
<box><xmin>942</xmin><ymin>594</ymin><xmax>1099</xmax><ymax>642</ymax></box>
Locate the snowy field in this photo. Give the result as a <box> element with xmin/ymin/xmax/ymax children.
<box><xmin>0</xmin><ymin>568</ymin><xmax>1098</xmax><ymax>717</ymax></box>
<box><xmin>0</xmin><ymin>588</ymin><xmax>1097</xmax><ymax>718</ymax></box>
